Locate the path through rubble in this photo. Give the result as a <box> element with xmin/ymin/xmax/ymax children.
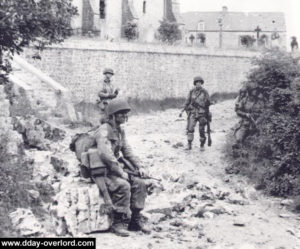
<box><xmin>36</xmin><ymin>100</ymin><xmax>300</xmax><ymax>249</ymax></box>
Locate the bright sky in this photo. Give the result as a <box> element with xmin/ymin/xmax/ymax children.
<box><xmin>180</xmin><ymin>0</ymin><xmax>299</xmax><ymax>46</ymax></box>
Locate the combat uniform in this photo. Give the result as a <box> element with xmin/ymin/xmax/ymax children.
<box><xmin>88</xmin><ymin>99</ymin><xmax>149</xmax><ymax>236</ymax></box>
<box><xmin>90</xmin><ymin>121</ymin><xmax>147</xmax><ymax>215</ymax></box>
<box><xmin>234</xmin><ymin>89</ymin><xmax>265</xmax><ymax>143</ymax></box>
<box><xmin>97</xmin><ymin>69</ymin><xmax>118</xmax><ymax>123</ymax></box>
<box><xmin>184</xmin><ymin>82</ymin><xmax>210</xmax><ymax>148</ymax></box>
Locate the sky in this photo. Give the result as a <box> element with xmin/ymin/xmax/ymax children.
<box><xmin>179</xmin><ymin>0</ymin><xmax>299</xmax><ymax>45</ymax></box>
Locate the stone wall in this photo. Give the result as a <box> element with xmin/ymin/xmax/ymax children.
<box><xmin>23</xmin><ymin>41</ymin><xmax>258</xmax><ymax>104</ymax></box>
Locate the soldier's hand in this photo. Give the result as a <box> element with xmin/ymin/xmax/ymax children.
<box><xmin>139</xmin><ymin>168</ymin><xmax>149</xmax><ymax>178</ymax></box>
<box><xmin>114</xmin><ymin>88</ymin><xmax>120</xmax><ymax>95</ymax></box>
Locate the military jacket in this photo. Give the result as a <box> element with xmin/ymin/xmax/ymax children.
<box><xmin>98</xmin><ymin>79</ymin><xmax>116</xmax><ymax>102</ymax></box>
<box><xmin>92</xmin><ymin>121</ymin><xmax>142</xmax><ymax>176</ymax></box>
<box><xmin>184</xmin><ymin>87</ymin><xmax>210</xmax><ymax>114</ymax></box>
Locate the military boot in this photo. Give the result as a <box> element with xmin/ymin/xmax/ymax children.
<box><xmin>128</xmin><ymin>209</ymin><xmax>151</xmax><ymax>234</ymax></box>
<box><xmin>200</xmin><ymin>141</ymin><xmax>205</xmax><ymax>151</ymax></box>
<box><xmin>110</xmin><ymin>212</ymin><xmax>129</xmax><ymax>237</ymax></box>
<box><xmin>186</xmin><ymin>141</ymin><xmax>192</xmax><ymax>150</ymax></box>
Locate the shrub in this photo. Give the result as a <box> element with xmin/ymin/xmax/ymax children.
<box><xmin>124</xmin><ymin>21</ymin><xmax>139</xmax><ymax>41</ymax></box>
<box><xmin>157</xmin><ymin>19</ymin><xmax>182</xmax><ymax>44</ymax></box>
<box><xmin>240</xmin><ymin>35</ymin><xmax>256</xmax><ymax>47</ymax></box>
<box><xmin>227</xmin><ymin>49</ymin><xmax>300</xmax><ymax>199</ymax></box>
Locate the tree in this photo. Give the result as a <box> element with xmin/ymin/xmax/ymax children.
<box><xmin>157</xmin><ymin>19</ymin><xmax>182</xmax><ymax>44</ymax></box>
<box><xmin>240</xmin><ymin>35</ymin><xmax>256</xmax><ymax>48</ymax></box>
<box><xmin>197</xmin><ymin>33</ymin><xmax>206</xmax><ymax>45</ymax></box>
<box><xmin>124</xmin><ymin>21</ymin><xmax>138</xmax><ymax>41</ymax></box>
<box><xmin>0</xmin><ymin>0</ymin><xmax>77</xmax><ymax>81</ymax></box>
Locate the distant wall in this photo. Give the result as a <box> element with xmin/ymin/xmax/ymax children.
<box><xmin>23</xmin><ymin>41</ymin><xmax>258</xmax><ymax>104</ymax></box>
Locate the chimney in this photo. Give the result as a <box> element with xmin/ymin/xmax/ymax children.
<box><xmin>222</xmin><ymin>6</ymin><xmax>228</xmax><ymax>12</ymax></box>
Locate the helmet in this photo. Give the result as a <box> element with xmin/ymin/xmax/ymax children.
<box><xmin>246</xmin><ymin>82</ymin><xmax>259</xmax><ymax>91</ymax></box>
<box><xmin>107</xmin><ymin>99</ymin><xmax>131</xmax><ymax>116</ymax></box>
<box><xmin>193</xmin><ymin>76</ymin><xmax>204</xmax><ymax>85</ymax></box>
<box><xmin>103</xmin><ymin>68</ymin><xmax>114</xmax><ymax>75</ymax></box>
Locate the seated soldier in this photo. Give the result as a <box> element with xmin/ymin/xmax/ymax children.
<box><xmin>91</xmin><ymin>99</ymin><xmax>150</xmax><ymax>237</ymax></box>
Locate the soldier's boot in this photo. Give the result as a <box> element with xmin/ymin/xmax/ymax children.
<box><xmin>110</xmin><ymin>212</ymin><xmax>130</xmax><ymax>237</ymax></box>
<box><xmin>128</xmin><ymin>209</ymin><xmax>151</xmax><ymax>234</ymax></box>
<box><xmin>200</xmin><ymin>141</ymin><xmax>205</xmax><ymax>151</ymax></box>
<box><xmin>187</xmin><ymin>141</ymin><xmax>192</xmax><ymax>150</ymax></box>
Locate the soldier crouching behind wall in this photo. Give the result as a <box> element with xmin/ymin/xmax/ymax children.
<box><xmin>86</xmin><ymin>99</ymin><xmax>150</xmax><ymax>237</ymax></box>
<box><xmin>179</xmin><ymin>76</ymin><xmax>211</xmax><ymax>150</ymax></box>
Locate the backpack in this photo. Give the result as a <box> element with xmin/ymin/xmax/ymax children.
<box><xmin>69</xmin><ymin>131</ymin><xmax>97</xmax><ymax>178</ymax></box>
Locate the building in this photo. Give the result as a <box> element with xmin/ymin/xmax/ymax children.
<box><xmin>181</xmin><ymin>6</ymin><xmax>286</xmax><ymax>49</ymax></box>
<box><xmin>71</xmin><ymin>0</ymin><xmax>180</xmax><ymax>42</ymax></box>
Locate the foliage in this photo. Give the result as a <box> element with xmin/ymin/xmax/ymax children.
<box><xmin>157</xmin><ymin>19</ymin><xmax>182</xmax><ymax>44</ymax></box>
<box><xmin>0</xmin><ymin>0</ymin><xmax>77</xmax><ymax>79</ymax></box>
<box><xmin>124</xmin><ymin>21</ymin><xmax>138</xmax><ymax>41</ymax></box>
<box><xmin>240</xmin><ymin>35</ymin><xmax>256</xmax><ymax>47</ymax></box>
<box><xmin>227</xmin><ymin>49</ymin><xmax>300</xmax><ymax>200</ymax></box>
<box><xmin>197</xmin><ymin>33</ymin><xmax>206</xmax><ymax>44</ymax></box>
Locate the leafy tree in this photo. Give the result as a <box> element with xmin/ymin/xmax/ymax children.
<box><xmin>124</xmin><ymin>21</ymin><xmax>138</xmax><ymax>41</ymax></box>
<box><xmin>157</xmin><ymin>19</ymin><xmax>181</xmax><ymax>44</ymax></box>
<box><xmin>0</xmin><ymin>0</ymin><xmax>77</xmax><ymax>81</ymax></box>
<box><xmin>240</xmin><ymin>35</ymin><xmax>256</xmax><ymax>47</ymax></box>
<box><xmin>197</xmin><ymin>33</ymin><xmax>206</xmax><ymax>45</ymax></box>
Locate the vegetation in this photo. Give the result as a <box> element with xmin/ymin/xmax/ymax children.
<box><xmin>226</xmin><ymin>49</ymin><xmax>300</xmax><ymax>204</ymax></box>
<box><xmin>124</xmin><ymin>21</ymin><xmax>139</xmax><ymax>41</ymax></box>
<box><xmin>0</xmin><ymin>0</ymin><xmax>77</xmax><ymax>81</ymax></box>
<box><xmin>157</xmin><ymin>19</ymin><xmax>182</xmax><ymax>44</ymax></box>
<box><xmin>0</xmin><ymin>0</ymin><xmax>77</xmax><ymax>235</ymax></box>
<box><xmin>240</xmin><ymin>35</ymin><xmax>256</xmax><ymax>48</ymax></box>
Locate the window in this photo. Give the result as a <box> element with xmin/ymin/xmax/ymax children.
<box><xmin>197</xmin><ymin>20</ymin><xmax>205</xmax><ymax>31</ymax></box>
<box><xmin>143</xmin><ymin>1</ymin><xmax>146</xmax><ymax>14</ymax></box>
<box><xmin>100</xmin><ymin>0</ymin><xmax>105</xmax><ymax>19</ymax></box>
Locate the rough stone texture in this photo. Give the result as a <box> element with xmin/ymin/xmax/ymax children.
<box><xmin>13</xmin><ymin>116</ymin><xmax>66</xmax><ymax>150</ymax></box>
<box><xmin>50</xmin><ymin>184</ymin><xmax>110</xmax><ymax>235</ymax></box>
<box><xmin>9</xmin><ymin>208</ymin><xmax>44</xmax><ymax>236</ymax></box>
<box><xmin>0</xmin><ymin>86</ymin><xmax>24</xmax><ymax>157</ymax></box>
<box><xmin>23</xmin><ymin>42</ymin><xmax>256</xmax><ymax>104</ymax></box>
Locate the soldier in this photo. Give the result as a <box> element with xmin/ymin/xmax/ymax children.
<box><xmin>90</xmin><ymin>99</ymin><xmax>150</xmax><ymax>237</ymax></box>
<box><xmin>97</xmin><ymin>68</ymin><xmax>120</xmax><ymax>123</ymax></box>
<box><xmin>234</xmin><ymin>82</ymin><xmax>265</xmax><ymax>144</ymax></box>
<box><xmin>179</xmin><ymin>76</ymin><xmax>211</xmax><ymax>150</ymax></box>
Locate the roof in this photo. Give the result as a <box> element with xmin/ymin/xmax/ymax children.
<box><xmin>181</xmin><ymin>11</ymin><xmax>286</xmax><ymax>32</ymax></box>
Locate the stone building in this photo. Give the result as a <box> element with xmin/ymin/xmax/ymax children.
<box><xmin>71</xmin><ymin>0</ymin><xmax>180</xmax><ymax>42</ymax></box>
<box><xmin>181</xmin><ymin>6</ymin><xmax>286</xmax><ymax>49</ymax></box>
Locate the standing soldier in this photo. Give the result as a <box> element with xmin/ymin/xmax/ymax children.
<box><xmin>180</xmin><ymin>76</ymin><xmax>211</xmax><ymax>150</ymax></box>
<box><xmin>90</xmin><ymin>99</ymin><xmax>150</xmax><ymax>237</ymax></box>
<box><xmin>97</xmin><ymin>68</ymin><xmax>120</xmax><ymax>123</ymax></box>
<box><xmin>234</xmin><ymin>82</ymin><xmax>265</xmax><ymax>145</ymax></box>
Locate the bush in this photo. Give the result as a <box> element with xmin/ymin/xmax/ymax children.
<box><xmin>240</xmin><ymin>35</ymin><xmax>256</xmax><ymax>47</ymax></box>
<box><xmin>227</xmin><ymin>49</ymin><xmax>300</xmax><ymax>199</ymax></box>
<box><xmin>157</xmin><ymin>19</ymin><xmax>182</xmax><ymax>44</ymax></box>
<box><xmin>124</xmin><ymin>21</ymin><xmax>139</xmax><ymax>41</ymax></box>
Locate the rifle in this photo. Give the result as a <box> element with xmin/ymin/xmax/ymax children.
<box><xmin>206</xmin><ymin>108</ymin><xmax>212</xmax><ymax>147</ymax></box>
<box><xmin>248</xmin><ymin>114</ymin><xmax>257</xmax><ymax>130</ymax></box>
<box><xmin>118</xmin><ymin>157</ymin><xmax>161</xmax><ymax>182</ymax></box>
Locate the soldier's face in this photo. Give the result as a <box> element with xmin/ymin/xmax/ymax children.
<box><xmin>115</xmin><ymin>112</ymin><xmax>129</xmax><ymax>124</ymax></box>
<box><xmin>195</xmin><ymin>82</ymin><xmax>202</xmax><ymax>88</ymax></box>
<box><xmin>104</xmin><ymin>73</ymin><xmax>113</xmax><ymax>80</ymax></box>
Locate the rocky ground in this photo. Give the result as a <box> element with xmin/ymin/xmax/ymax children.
<box><xmin>12</xmin><ymin>100</ymin><xmax>300</xmax><ymax>249</ymax></box>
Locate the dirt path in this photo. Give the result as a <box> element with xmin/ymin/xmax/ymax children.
<box><xmin>90</xmin><ymin>100</ymin><xmax>300</xmax><ymax>249</ymax></box>
<box><xmin>34</xmin><ymin>100</ymin><xmax>300</xmax><ymax>249</ymax></box>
